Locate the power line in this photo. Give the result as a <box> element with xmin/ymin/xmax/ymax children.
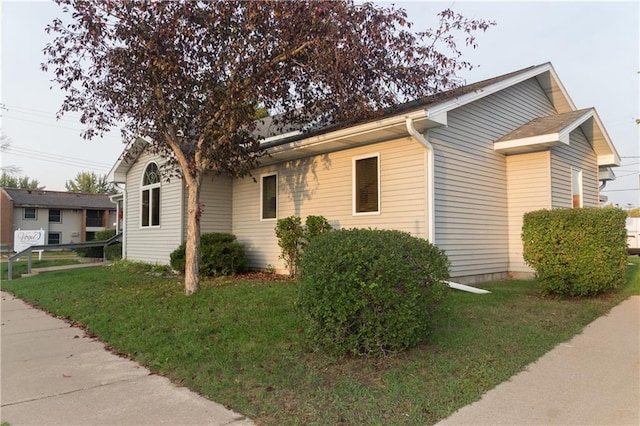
<box><xmin>4</xmin><ymin>148</ymin><xmax>113</xmax><ymax>172</ymax></box>
<box><xmin>1</xmin><ymin>114</ymin><xmax>121</xmax><ymax>140</ymax></box>
<box><xmin>8</xmin><ymin>146</ymin><xmax>112</xmax><ymax>168</ymax></box>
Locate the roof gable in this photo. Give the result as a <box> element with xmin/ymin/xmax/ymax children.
<box><xmin>495</xmin><ymin>108</ymin><xmax>620</xmax><ymax>166</ymax></box>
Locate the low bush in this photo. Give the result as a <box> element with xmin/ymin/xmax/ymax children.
<box><xmin>275</xmin><ymin>215</ymin><xmax>333</xmax><ymax>277</ymax></box>
<box><xmin>298</xmin><ymin>228</ymin><xmax>449</xmax><ymax>356</ymax></box>
<box><xmin>76</xmin><ymin>228</ymin><xmax>117</xmax><ymax>258</ymax></box>
<box><xmin>522</xmin><ymin>208</ymin><xmax>628</xmax><ymax>297</ymax></box>
<box><xmin>169</xmin><ymin>233</ymin><xmax>247</xmax><ymax>276</ymax></box>
<box><xmin>104</xmin><ymin>243</ymin><xmax>122</xmax><ymax>261</ymax></box>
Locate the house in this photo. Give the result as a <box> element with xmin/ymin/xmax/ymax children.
<box><xmin>108</xmin><ymin>62</ymin><xmax>620</xmax><ymax>283</ymax></box>
<box><xmin>0</xmin><ymin>188</ymin><xmax>117</xmax><ymax>253</ymax></box>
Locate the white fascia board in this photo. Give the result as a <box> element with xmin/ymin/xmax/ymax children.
<box><xmin>591</xmin><ymin>110</ymin><xmax>621</xmax><ymax>166</ymax></box>
<box><xmin>545</xmin><ymin>63</ymin><xmax>578</xmax><ymax>111</ymax></box>
<box><xmin>424</xmin><ymin>63</ymin><xmax>563</xmax><ymax>119</ymax></box>
<box><xmin>107</xmin><ymin>136</ymin><xmax>150</xmax><ymax>183</ymax></box>
<box><xmin>598</xmin><ymin>154</ymin><xmax>620</xmax><ymax>167</ymax></box>
<box><xmin>266</xmin><ymin>109</ymin><xmax>430</xmax><ymax>155</ymax></box>
<box><xmin>557</xmin><ymin>110</ymin><xmax>594</xmax><ymax>141</ymax></box>
<box><xmin>494</xmin><ymin>133</ymin><xmax>564</xmax><ymax>152</ymax></box>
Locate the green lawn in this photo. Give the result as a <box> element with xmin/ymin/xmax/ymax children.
<box><xmin>2</xmin><ymin>258</ymin><xmax>639</xmax><ymax>425</ymax></box>
<box><xmin>0</xmin><ymin>258</ymin><xmax>80</xmax><ymax>280</ymax></box>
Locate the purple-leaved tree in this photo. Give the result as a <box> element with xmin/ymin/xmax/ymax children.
<box><xmin>43</xmin><ymin>0</ymin><xmax>493</xmax><ymax>295</ymax></box>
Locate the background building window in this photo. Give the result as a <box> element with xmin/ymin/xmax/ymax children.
<box><xmin>354</xmin><ymin>155</ymin><xmax>380</xmax><ymax>214</ymax></box>
<box><xmin>141</xmin><ymin>162</ymin><xmax>161</xmax><ymax>227</ymax></box>
<box><xmin>48</xmin><ymin>232</ymin><xmax>61</xmax><ymax>245</ymax></box>
<box><xmin>49</xmin><ymin>209</ymin><xmax>62</xmax><ymax>223</ymax></box>
<box><xmin>261</xmin><ymin>174</ymin><xmax>277</xmax><ymax>220</ymax></box>
<box><xmin>23</xmin><ymin>207</ymin><xmax>37</xmax><ymax>220</ymax></box>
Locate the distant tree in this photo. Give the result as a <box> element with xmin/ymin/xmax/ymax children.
<box><xmin>65</xmin><ymin>171</ymin><xmax>117</xmax><ymax>194</ymax></box>
<box><xmin>628</xmin><ymin>207</ymin><xmax>640</xmax><ymax>218</ymax></box>
<box><xmin>0</xmin><ymin>172</ymin><xmax>44</xmax><ymax>189</ymax></box>
<box><xmin>43</xmin><ymin>0</ymin><xmax>494</xmax><ymax>294</ymax></box>
<box><xmin>0</xmin><ymin>133</ymin><xmax>21</xmax><ymax>175</ymax></box>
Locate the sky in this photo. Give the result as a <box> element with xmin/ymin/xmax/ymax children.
<box><xmin>1</xmin><ymin>0</ymin><xmax>638</xmax><ymax>208</ymax></box>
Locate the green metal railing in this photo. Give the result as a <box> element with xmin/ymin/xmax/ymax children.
<box><xmin>7</xmin><ymin>232</ymin><xmax>122</xmax><ymax>280</ymax></box>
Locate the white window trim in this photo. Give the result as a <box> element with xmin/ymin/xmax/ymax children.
<box><xmin>571</xmin><ymin>167</ymin><xmax>583</xmax><ymax>208</ymax></box>
<box><xmin>23</xmin><ymin>207</ymin><xmax>37</xmax><ymax>220</ymax></box>
<box><xmin>260</xmin><ymin>172</ymin><xmax>278</xmax><ymax>221</ymax></box>
<box><xmin>140</xmin><ymin>161</ymin><xmax>161</xmax><ymax>228</ymax></box>
<box><xmin>352</xmin><ymin>153</ymin><xmax>381</xmax><ymax>216</ymax></box>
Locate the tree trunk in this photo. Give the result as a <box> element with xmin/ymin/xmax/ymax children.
<box><xmin>184</xmin><ymin>179</ymin><xmax>203</xmax><ymax>295</ymax></box>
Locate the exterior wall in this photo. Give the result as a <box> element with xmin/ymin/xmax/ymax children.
<box><xmin>48</xmin><ymin>208</ymin><xmax>83</xmax><ymax>244</ymax></box>
<box><xmin>232</xmin><ymin>137</ymin><xmax>428</xmax><ymax>272</ymax></box>
<box><xmin>550</xmin><ymin>128</ymin><xmax>599</xmax><ymax>208</ymax></box>
<box><xmin>427</xmin><ymin>78</ymin><xmax>557</xmax><ymax>280</ymax></box>
<box><xmin>12</xmin><ymin>207</ymin><xmax>49</xmax><ymax>234</ymax></box>
<box><xmin>506</xmin><ymin>151</ymin><xmax>551</xmax><ymax>275</ymax></box>
<box><xmin>10</xmin><ymin>207</ymin><xmax>85</xmax><ymax>245</ymax></box>
<box><xmin>185</xmin><ymin>174</ymin><xmax>233</xmax><ymax>235</ymax></box>
<box><xmin>1</xmin><ymin>190</ymin><xmax>14</xmax><ymax>251</ymax></box>
<box><xmin>124</xmin><ymin>150</ymin><xmax>184</xmax><ymax>264</ymax></box>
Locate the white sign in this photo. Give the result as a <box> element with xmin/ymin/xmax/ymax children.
<box><xmin>14</xmin><ymin>229</ymin><xmax>45</xmax><ymax>252</ymax></box>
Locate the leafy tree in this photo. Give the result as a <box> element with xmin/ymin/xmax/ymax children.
<box><xmin>65</xmin><ymin>171</ymin><xmax>117</xmax><ymax>194</ymax></box>
<box><xmin>0</xmin><ymin>172</ymin><xmax>44</xmax><ymax>189</ymax></box>
<box><xmin>43</xmin><ymin>0</ymin><xmax>493</xmax><ymax>295</ymax></box>
<box><xmin>628</xmin><ymin>207</ymin><xmax>640</xmax><ymax>218</ymax></box>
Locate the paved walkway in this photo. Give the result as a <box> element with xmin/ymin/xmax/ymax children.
<box><xmin>437</xmin><ymin>295</ymin><xmax>640</xmax><ymax>425</ymax></box>
<box><xmin>0</xmin><ymin>291</ymin><xmax>254</xmax><ymax>425</ymax></box>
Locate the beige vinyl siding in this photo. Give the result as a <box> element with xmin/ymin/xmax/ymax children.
<box><xmin>551</xmin><ymin>128</ymin><xmax>599</xmax><ymax>208</ymax></box>
<box><xmin>428</xmin><ymin>78</ymin><xmax>557</xmax><ymax>279</ymax></box>
<box><xmin>48</xmin><ymin>209</ymin><xmax>83</xmax><ymax>244</ymax></box>
<box><xmin>183</xmin><ymin>174</ymin><xmax>233</xmax><ymax>235</ymax></box>
<box><xmin>125</xmin><ymin>150</ymin><xmax>183</xmax><ymax>264</ymax></box>
<box><xmin>232</xmin><ymin>137</ymin><xmax>428</xmax><ymax>272</ymax></box>
<box><xmin>506</xmin><ymin>151</ymin><xmax>551</xmax><ymax>274</ymax></box>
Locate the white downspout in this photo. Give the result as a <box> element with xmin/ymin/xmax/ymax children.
<box><xmin>405</xmin><ymin>118</ymin><xmax>490</xmax><ymax>295</ymax></box>
<box><xmin>406</xmin><ymin>118</ymin><xmax>435</xmax><ymax>243</ymax></box>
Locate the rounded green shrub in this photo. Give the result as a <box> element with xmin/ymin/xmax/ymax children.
<box><xmin>298</xmin><ymin>228</ymin><xmax>450</xmax><ymax>356</ymax></box>
<box><xmin>170</xmin><ymin>233</ymin><xmax>247</xmax><ymax>276</ymax></box>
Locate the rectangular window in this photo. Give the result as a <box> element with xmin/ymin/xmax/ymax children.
<box><xmin>141</xmin><ymin>189</ymin><xmax>160</xmax><ymax>227</ymax></box>
<box><xmin>49</xmin><ymin>209</ymin><xmax>62</xmax><ymax>223</ymax></box>
<box><xmin>86</xmin><ymin>210</ymin><xmax>104</xmax><ymax>227</ymax></box>
<box><xmin>261</xmin><ymin>173</ymin><xmax>277</xmax><ymax>220</ymax></box>
<box><xmin>353</xmin><ymin>154</ymin><xmax>380</xmax><ymax>214</ymax></box>
<box><xmin>572</xmin><ymin>168</ymin><xmax>583</xmax><ymax>208</ymax></box>
<box><xmin>23</xmin><ymin>207</ymin><xmax>37</xmax><ymax>220</ymax></box>
<box><xmin>47</xmin><ymin>232</ymin><xmax>61</xmax><ymax>245</ymax></box>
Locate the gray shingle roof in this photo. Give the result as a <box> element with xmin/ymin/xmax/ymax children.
<box><xmin>3</xmin><ymin>188</ymin><xmax>116</xmax><ymax>210</ymax></box>
<box><xmin>261</xmin><ymin>64</ymin><xmax>539</xmax><ymax>147</ymax></box>
<box><xmin>497</xmin><ymin>108</ymin><xmax>593</xmax><ymax>142</ymax></box>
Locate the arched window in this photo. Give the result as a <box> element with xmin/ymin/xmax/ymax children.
<box><xmin>141</xmin><ymin>162</ymin><xmax>160</xmax><ymax>227</ymax></box>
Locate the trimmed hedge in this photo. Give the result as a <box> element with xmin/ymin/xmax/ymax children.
<box><xmin>522</xmin><ymin>208</ymin><xmax>628</xmax><ymax>297</ymax></box>
<box><xmin>298</xmin><ymin>228</ymin><xmax>449</xmax><ymax>356</ymax></box>
<box><xmin>76</xmin><ymin>228</ymin><xmax>117</xmax><ymax>258</ymax></box>
<box><xmin>169</xmin><ymin>233</ymin><xmax>247</xmax><ymax>277</ymax></box>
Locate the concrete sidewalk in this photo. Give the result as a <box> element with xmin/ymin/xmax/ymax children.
<box><xmin>437</xmin><ymin>295</ymin><xmax>640</xmax><ymax>425</ymax></box>
<box><xmin>0</xmin><ymin>291</ymin><xmax>254</xmax><ymax>425</ymax></box>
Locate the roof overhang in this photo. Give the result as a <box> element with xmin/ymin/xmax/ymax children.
<box><xmin>494</xmin><ymin>109</ymin><xmax>621</xmax><ymax>167</ymax></box>
<box><xmin>108</xmin><ymin>137</ymin><xmax>151</xmax><ymax>183</ymax></box>
<box><xmin>261</xmin><ymin>109</ymin><xmax>446</xmax><ymax>165</ymax></box>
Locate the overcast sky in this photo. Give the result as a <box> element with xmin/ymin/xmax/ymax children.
<box><xmin>1</xmin><ymin>1</ymin><xmax>638</xmax><ymax>208</ymax></box>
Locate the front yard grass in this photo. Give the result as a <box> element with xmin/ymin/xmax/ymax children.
<box><xmin>2</xmin><ymin>258</ymin><xmax>639</xmax><ymax>425</ymax></box>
